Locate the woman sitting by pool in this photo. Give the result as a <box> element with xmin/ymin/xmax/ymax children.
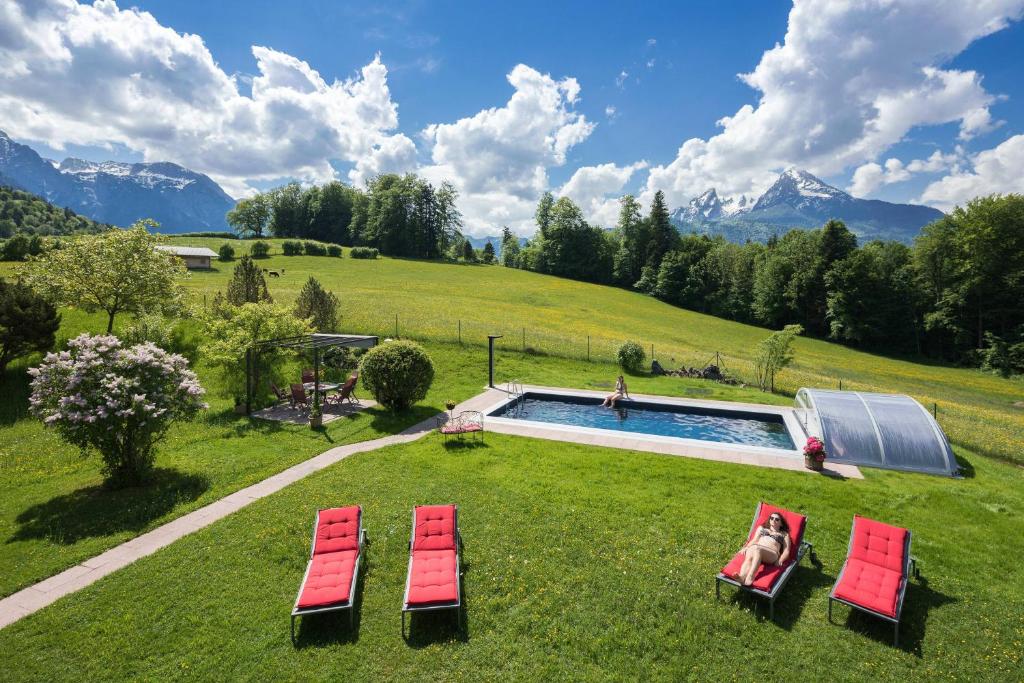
<box><xmin>601</xmin><ymin>375</ymin><xmax>629</xmax><ymax>408</ymax></box>
<box><xmin>734</xmin><ymin>512</ymin><xmax>791</xmax><ymax>586</ymax></box>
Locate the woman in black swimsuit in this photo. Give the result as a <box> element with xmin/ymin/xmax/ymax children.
<box><xmin>735</xmin><ymin>512</ymin><xmax>791</xmax><ymax>586</ymax></box>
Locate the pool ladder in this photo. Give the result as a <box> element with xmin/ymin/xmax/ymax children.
<box><xmin>506</xmin><ymin>379</ymin><xmax>525</xmax><ymax>417</ymax></box>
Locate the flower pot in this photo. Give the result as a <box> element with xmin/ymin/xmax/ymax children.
<box><xmin>234</xmin><ymin>403</ymin><xmax>247</xmax><ymax>415</ymax></box>
<box><xmin>310</xmin><ymin>415</ymin><xmax>323</xmax><ymax>429</ymax></box>
<box><xmin>805</xmin><ymin>455</ymin><xmax>824</xmax><ymax>472</ymax></box>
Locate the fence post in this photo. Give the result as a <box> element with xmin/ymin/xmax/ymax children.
<box><xmin>933</xmin><ymin>402</ymin><xmax>937</xmax><ymax>419</ymax></box>
<box><xmin>587</xmin><ymin>335</ymin><xmax>590</xmax><ymax>362</ymax></box>
<box><xmin>458</xmin><ymin>320</ymin><xmax>461</xmax><ymax>345</ymax></box>
<box><xmin>395</xmin><ymin>314</ymin><xmax>399</xmax><ymax>339</ymax></box>
<box><xmin>522</xmin><ymin>327</ymin><xmax>526</xmax><ymax>354</ymax></box>
<box><xmin>839</xmin><ymin>379</ymin><xmax>843</xmax><ymax>391</ymax></box>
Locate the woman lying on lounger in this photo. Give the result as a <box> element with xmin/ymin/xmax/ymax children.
<box><xmin>601</xmin><ymin>376</ymin><xmax>629</xmax><ymax>408</ymax></box>
<box><xmin>734</xmin><ymin>512</ymin><xmax>791</xmax><ymax>586</ymax></box>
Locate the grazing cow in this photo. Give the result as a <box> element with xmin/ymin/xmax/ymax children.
<box><xmin>268</xmin><ymin>270</ymin><xmax>281</xmax><ymax>277</ymax></box>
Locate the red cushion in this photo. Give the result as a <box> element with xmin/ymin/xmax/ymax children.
<box><xmin>313</xmin><ymin>506</ymin><xmax>361</xmax><ymax>554</ymax></box>
<box><xmin>440</xmin><ymin>422</ymin><xmax>482</xmax><ymax>434</ymax></box>
<box><xmin>297</xmin><ymin>550</ymin><xmax>357</xmax><ymax>608</ymax></box>
<box><xmin>833</xmin><ymin>558</ymin><xmax>903</xmax><ymax>617</ymax></box>
<box><xmin>412</xmin><ymin>505</ymin><xmax>456</xmax><ymax>551</ymax></box>
<box><xmin>719</xmin><ymin>503</ymin><xmax>806</xmax><ymax>592</ymax></box>
<box><xmin>848</xmin><ymin>516</ymin><xmax>907</xmax><ymax>573</ymax></box>
<box><xmin>407</xmin><ymin>549</ymin><xmax>458</xmax><ymax>606</ymax></box>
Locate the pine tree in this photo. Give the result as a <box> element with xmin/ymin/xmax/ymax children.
<box><xmin>482</xmin><ymin>241</ymin><xmax>496</xmax><ymax>264</ymax></box>
<box><xmin>294</xmin><ymin>276</ymin><xmax>339</xmax><ymax>332</ymax></box>
<box><xmin>461</xmin><ymin>238</ymin><xmax>476</xmax><ymax>262</ymax></box>
<box><xmin>645</xmin><ymin>190</ymin><xmax>677</xmax><ymax>271</ymax></box>
<box><xmin>225</xmin><ymin>256</ymin><xmax>272</xmax><ymax>306</ymax></box>
<box><xmin>0</xmin><ymin>279</ymin><xmax>60</xmax><ymax>374</ymax></box>
<box><xmin>500</xmin><ymin>226</ymin><xmax>520</xmax><ymax>267</ymax></box>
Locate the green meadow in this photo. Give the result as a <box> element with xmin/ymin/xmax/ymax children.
<box><xmin>0</xmin><ymin>238</ymin><xmax>1022</xmax><ymax>680</ymax></box>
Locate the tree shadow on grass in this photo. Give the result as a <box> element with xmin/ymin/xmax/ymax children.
<box><xmin>9</xmin><ymin>467</ymin><xmax>209</xmax><ymax>545</ymax></box>
<box><xmin>830</xmin><ymin>575</ymin><xmax>956</xmax><ymax>656</ymax></box>
<box><xmin>404</xmin><ymin>559</ymin><xmax>471</xmax><ymax>648</ymax></box>
<box><xmin>368</xmin><ymin>405</ymin><xmax>440</xmax><ymax>435</ymax></box>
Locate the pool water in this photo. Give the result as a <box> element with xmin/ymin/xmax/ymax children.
<box><xmin>490</xmin><ymin>393</ymin><xmax>795</xmax><ymax>450</ymax></box>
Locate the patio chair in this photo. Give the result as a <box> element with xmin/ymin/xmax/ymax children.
<box><xmin>715</xmin><ymin>502</ymin><xmax>814</xmax><ymax>620</ymax></box>
<box><xmin>402</xmin><ymin>504</ymin><xmax>463</xmax><ymax>636</ymax></box>
<box><xmin>326</xmin><ymin>374</ymin><xmax>360</xmax><ymax>406</ymax></box>
<box><xmin>828</xmin><ymin>515</ymin><xmax>918</xmax><ymax>646</ymax></box>
<box><xmin>290</xmin><ymin>383</ymin><xmax>310</xmax><ymax>409</ymax></box>
<box><xmin>301</xmin><ymin>368</ymin><xmax>316</xmax><ymax>384</ymax></box>
<box><xmin>270</xmin><ymin>382</ymin><xmax>290</xmax><ymax>405</ymax></box>
<box><xmin>291</xmin><ymin>506</ymin><xmax>367</xmax><ymax>643</ymax></box>
<box><xmin>436</xmin><ymin>411</ymin><xmax>484</xmax><ymax>442</ymax></box>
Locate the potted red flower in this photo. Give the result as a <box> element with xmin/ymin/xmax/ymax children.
<box><xmin>804</xmin><ymin>436</ymin><xmax>826</xmax><ymax>471</ymax></box>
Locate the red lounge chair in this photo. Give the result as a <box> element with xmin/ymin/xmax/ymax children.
<box><xmin>829</xmin><ymin>515</ymin><xmax>917</xmax><ymax>646</ymax></box>
<box><xmin>402</xmin><ymin>504</ymin><xmax>463</xmax><ymax>635</ymax></box>
<box><xmin>291</xmin><ymin>506</ymin><xmax>367</xmax><ymax>643</ymax></box>
<box><xmin>715</xmin><ymin>502</ymin><xmax>814</xmax><ymax>619</ymax></box>
<box><xmin>437</xmin><ymin>411</ymin><xmax>484</xmax><ymax>442</ymax></box>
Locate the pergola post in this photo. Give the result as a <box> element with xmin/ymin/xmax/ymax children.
<box><xmin>313</xmin><ymin>347</ymin><xmax>321</xmax><ymax>410</ymax></box>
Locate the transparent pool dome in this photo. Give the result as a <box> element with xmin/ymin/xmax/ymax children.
<box><xmin>794</xmin><ymin>389</ymin><xmax>959</xmax><ymax>477</ymax></box>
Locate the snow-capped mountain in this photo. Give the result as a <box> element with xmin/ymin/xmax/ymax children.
<box><xmin>0</xmin><ymin>130</ymin><xmax>235</xmax><ymax>232</ymax></box>
<box><xmin>671</xmin><ymin>189</ymin><xmax>752</xmax><ymax>223</ymax></box>
<box><xmin>671</xmin><ymin>168</ymin><xmax>943</xmax><ymax>244</ymax></box>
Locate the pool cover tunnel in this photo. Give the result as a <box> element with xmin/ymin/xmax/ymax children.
<box><xmin>794</xmin><ymin>389</ymin><xmax>959</xmax><ymax>477</ymax></box>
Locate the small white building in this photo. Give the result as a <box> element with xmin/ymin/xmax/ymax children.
<box><xmin>156</xmin><ymin>245</ymin><xmax>218</xmax><ymax>269</ymax></box>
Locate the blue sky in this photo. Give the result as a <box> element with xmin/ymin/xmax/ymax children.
<box><xmin>3</xmin><ymin>0</ymin><xmax>1024</xmax><ymax>234</ymax></box>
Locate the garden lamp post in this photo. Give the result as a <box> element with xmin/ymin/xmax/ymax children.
<box><xmin>488</xmin><ymin>335</ymin><xmax>502</xmax><ymax>388</ymax></box>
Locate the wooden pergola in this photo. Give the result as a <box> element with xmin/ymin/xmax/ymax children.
<box><xmin>245</xmin><ymin>333</ymin><xmax>378</xmax><ymax>414</ymax></box>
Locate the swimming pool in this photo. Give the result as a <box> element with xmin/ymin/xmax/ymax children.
<box><xmin>488</xmin><ymin>392</ymin><xmax>797</xmax><ymax>451</ymax></box>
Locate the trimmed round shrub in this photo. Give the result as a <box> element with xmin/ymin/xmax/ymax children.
<box><xmin>250</xmin><ymin>240</ymin><xmax>270</xmax><ymax>258</ymax></box>
<box><xmin>218</xmin><ymin>243</ymin><xmax>235</xmax><ymax>261</ymax></box>
<box><xmin>303</xmin><ymin>241</ymin><xmax>327</xmax><ymax>256</ymax></box>
<box><xmin>350</xmin><ymin>246</ymin><xmax>379</xmax><ymax>259</ymax></box>
<box><xmin>358</xmin><ymin>340</ymin><xmax>434</xmax><ymax>411</ymax></box>
<box><xmin>617</xmin><ymin>340</ymin><xmax>646</xmax><ymax>373</ymax></box>
<box><xmin>282</xmin><ymin>240</ymin><xmax>303</xmax><ymax>256</ymax></box>
<box><xmin>327</xmin><ymin>244</ymin><xmax>343</xmax><ymax>257</ymax></box>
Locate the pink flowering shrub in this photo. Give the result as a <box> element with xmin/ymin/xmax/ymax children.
<box><xmin>29</xmin><ymin>334</ymin><xmax>207</xmax><ymax>486</ymax></box>
<box><xmin>803</xmin><ymin>436</ymin><xmax>827</xmax><ymax>463</ymax></box>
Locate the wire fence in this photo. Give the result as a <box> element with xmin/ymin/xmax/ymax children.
<box><xmin>336</xmin><ymin>309</ymin><xmax>757</xmax><ymax>382</ymax></box>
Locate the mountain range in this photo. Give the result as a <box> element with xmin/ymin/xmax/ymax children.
<box><xmin>670</xmin><ymin>169</ymin><xmax>944</xmax><ymax>243</ymax></box>
<box><xmin>0</xmin><ymin>130</ymin><xmax>235</xmax><ymax>232</ymax></box>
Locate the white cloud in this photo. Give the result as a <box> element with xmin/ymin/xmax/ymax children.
<box><xmin>918</xmin><ymin>135</ymin><xmax>1024</xmax><ymax>210</ymax></box>
<box><xmin>615</xmin><ymin>70</ymin><xmax>628</xmax><ymax>88</ymax></box>
<box><xmin>647</xmin><ymin>38</ymin><xmax>657</xmax><ymax>47</ymax></box>
<box><xmin>958</xmin><ymin>106</ymin><xmax>1004</xmax><ymax>140</ymax></box>
<box><xmin>605</xmin><ymin>105</ymin><xmax>618</xmax><ymax>121</ymax></box>
<box><xmin>419</xmin><ymin>64</ymin><xmax>595</xmax><ymax>235</ymax></box>
<box><xmin>642</xmin><ymin>0</ymin><xmax>1024</xmax><ymax>209</ymax></box>
<box><xmin>558</xmin><ymin>161</ymin><xmax>648</xmax><ymax>227</ymax></box>
<box><xmin>849</xmin><ymin>149</ymin><xmax>962</xmax><ymax>196</ymax></box>
<box><xmin>0</xmin><ymin>0</ymin><xmax>413</xmax><ymax>197</ymax></box>
<box><xmin>646</xmin><ymin>59</ymin><xmax>656</xmax><ymax>69</ymax></box>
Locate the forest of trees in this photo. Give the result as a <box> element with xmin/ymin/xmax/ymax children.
<box><xmin>506</xmin><ymin>191</ymin><xmax>1024</xmax><ymax>374</ymax></box>
<box><xmin>232</xmin><ymin>174</ymin><xmax>1022</xmax><ymax>374</ymax></box>
<box><xmin>0</xmin><ymin>185</ymin><xmax>110</xmax><ymax>237</ymax></box>
<box><xmin>227</xmin><ymin>175</ymin><xmax>464</xmax><ymax>259</ymax></box>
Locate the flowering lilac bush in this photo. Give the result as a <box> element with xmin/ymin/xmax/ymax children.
<box><xmin>29</xmin><ymin>334</ymin><xmax>207</xmax><ymax>486</ymax></box>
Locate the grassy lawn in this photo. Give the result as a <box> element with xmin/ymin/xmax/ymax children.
<box><xmin>154</xmin><ymin>238</ymin><xmax>1022</xmax><ymax>466</ymax></box>
<box><xmin>2</xmin><ymin>432</ymin><xmax>1021</xmax><ymax>681</ymax></box>
<box><xmin>0</xmin><ymin>304</ymin><xmax>779</xmax><ymax>598</ymax></box>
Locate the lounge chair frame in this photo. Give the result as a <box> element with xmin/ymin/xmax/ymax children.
<box><xmin>436</xmin><ymin>411</ymin><xmax>484</xmax><ymax>443</ymax></box>
<box><xmin>290</xmin><ymin>507</ymin><xmax>367</xmax><ymax>644</ymax></box>
<box><xmin>827</xmin><ymin>518</ymin><xmax>917</xmax><ymax>646</ymax></box>
<box><xmin>715</xmin><ymin>502</ymin><xmax>815</xmax><ymax>620</ymax></box>
<box><xmin>401</xmin><ymin>505</ymin><xmax>464</xmax><ymax>636</ymax></box>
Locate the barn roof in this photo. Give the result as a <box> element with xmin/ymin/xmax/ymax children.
<box><xmin>156</xmin><ymin>246</ymin><xmax>218</xmax><ymax>257</ymax></box>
